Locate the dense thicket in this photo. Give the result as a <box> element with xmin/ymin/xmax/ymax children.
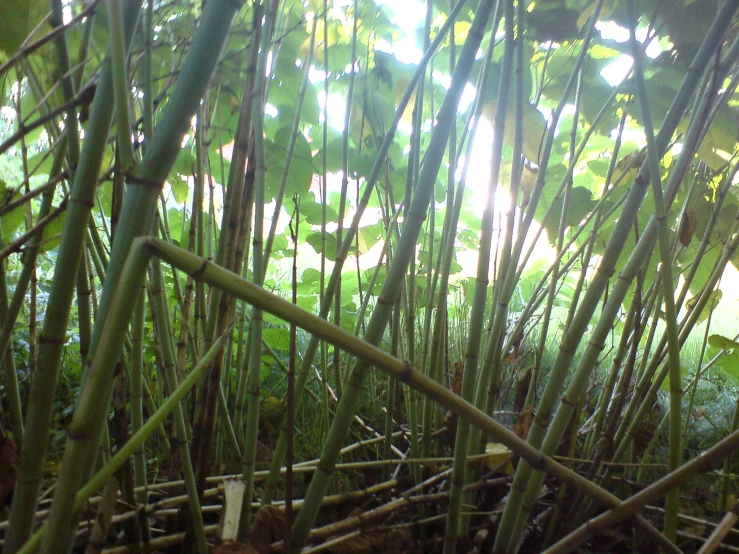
<box><xmin>1</xmin><ymin>0</ymin><xmax>739</xmax><ymax>552</ymax></box>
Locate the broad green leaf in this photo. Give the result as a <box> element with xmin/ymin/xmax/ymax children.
<box><xmin>482</xmin><ymin>99</ymin><xmax>546</xmax><ymax>162</ymax></box>
<box><xmin>685</xmin><ymin>290</ymin><xmax>722</xmax><ymax>326</ymax></box>
<box><xmin>296</xmin><ymin>294</ymin><xmax>317</xmax><ymax>313</ymax></box>
<box><xmin>95</xmin><ymin>182</ymin><xmax>112</xmax><ymax>217</ymax></box>
<box><xmin>300</xmin><ymin>196</ymin><xmax>338</xmax><ymax>225</ymax></box>
<box><xmin>263</xmin><ymin>327</ymin><xmax>290</xmax><ymax>351</ymax></box>
<box><xmin>27</xmin><ymin>150</ymin><xmax>54</xmax><ymax>176</ymax></box>
<box><xmin>171</xmin><ymin>148</ymin><xmax>196</xmax><ymax>179</ymax></box>
<box><xmin>170</xmin><ymin>179</ymin><xmax>189</xmax><ymax>204</ymax></box>
<box><xmin>357</xmin><ymin>223</ymin><xmax>382</xmax><ymax>254</ymax></box>
<box><xmin>265</xmin><ymin>126</ymin><xmax>315</xmax><ymax>199</ymax></box>
<box><xmin>1</xmin><ymin>198</ymin><xmax>26</xmax><ymax>239</ymax></box>
<box><xmin>39</xmin><ymin>210</ymin><xmax>66</xmax><ymax>252</ymax></box>
<box><xmin>708</xmin><ymin>334</ymin><xmax>739</xmax><ymax>352</ymax></box>
<box><xmin>301</xmin><ymin>267</ymin><xmax>321</xmax><ymax>285</ymax></box>
<box><xmin>693</xmin><ymin>106</ymin><xmax>738</xmax><ymax>171</ymax></box>
<box><xmin>0</xmin><ymin>0</ymin><xmax>46</xmax><ymax>56</ymax></box>
<box><xmin>167</xmin><ymin>208</ymin><xmax>184</xmax><ymax>243</ymax></box>
<box><xmin>306</xmin><ymin>231</ymin><xmax>337</xmax><ymax>260</ymax></box>
<box><xmin>536</xmin><ymin>186</ymin><xmax>595</xmax><ymax>243</ymax></box>
<box><xmin>525</xmin><ymin>7</ymin><xmax>580</xmax><ymax>43</ymax></box>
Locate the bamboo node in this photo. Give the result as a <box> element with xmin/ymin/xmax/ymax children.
<box><xmin>316</xmin><ymin>462</ymin><xmax>336</xmax><ymax>476</ymax></box>
<box><xmin>191</xmin><ymin>259</ymin><xmax>209</xmax><ymax>279</ymax></box>
<box><xmin>399</xmin><ymin>361</ymin><xmax>413</xmax><ymax>382</ymax></box>
<box><xmin>66</xmin><ymin>427</ymin><xmax>94</xmax><ymax>441</ymax></box>
<box><xmin>127</xmin><ymin>173</ymin><xmax>162</xmax><ymax>190</ymax></box>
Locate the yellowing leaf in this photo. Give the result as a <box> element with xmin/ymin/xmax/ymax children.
<box><xmin>514</xmin><ymin>404</ymin><xmax>535</xmax><ymax>440</ymax></box>
<box><xmin>614</xmin><ymin>150</ymin><xmax>645</xmax><ymax>185</ymax></box>
<box><xmin>482</xmin><ymin>100</ymin><xmax>546</xmax><ymax>163</ymax></box>
<box><xmin>483</xmin><ymin>443</ymin><xmax>514</xmax><ymax>475</ymax></box>
<box><xmin>45</xmin><ymin>459</ymin><xmax>61</xmax><ymax>477</ymax></box>
<box><xmin>261</xmin><ymin>396</ymin><xmax>286</xmax><ymax>417</ymax></box>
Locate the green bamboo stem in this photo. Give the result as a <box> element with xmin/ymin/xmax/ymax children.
<box><xmin>259</xmin><ymin>0</ymin><xmax>468</xmax><ymax>506</ymax></box>
<box><xmin>608</xmin><ymin>211</ymin><xmax>739</xmax><ymax>473</ymax></box>
<box><xmin>106</xmin><ymin>0</ymin><xmax>136</xmax><ymax>170</ymax></box>
<box><xmin>515</xmin><ymin>168</ymin><xmax>714</xmax><ymax>554</ymax></box>
<box><xmin>415</xmin><ymin>34</ymin><xmax>495</xmax><ymax>450</ymax></box>
<box><xmin>565</xmin><ymin>293</ymin><xmax>641</xmax><ymax>524</ymax></box>
<box><xmin>0</xmin><ymin>140</ymin><xmax>65</xmax><ymax>378</ymax></box>
<box><xmin>288</xmin><ymin>3</ymin><xmax>493</xmax><ymax>548</ymax></box>
<box><xmin>76</xmin><ymin>245</ymin><xmax>93</xmax><ymax>362</ymax></box>
<box><xmin>241</xmin><ymin>0</ymin><xmax>275</xmax><ymax>536</ymax></box>
<box><xmin>721</xmin><ymin>385</ymin><xmax>739</xmax><ymax>511</ymax></box>
<box><xmin>563</xmin><ymin>108</ymin><xmax>628</xmax><ymax>340</ymax></box>
<box><xmin>679</xmin><ymin>177</ymin><xmax>739</xmax><ymax>446</ymax></box>
<box><xmin>0</xmin><ymin>241</ymin><xmax>24</xmax><ymax>451</ymax></box>
<box><xmin>50</xmin><ymin>0</ymin><xmax>81</xmax><ymax>169</ymax></box>
<box><xmin>173</xmin><ymin>177</ymin><xmax>204</xmax><ymax>384</ymax></box>
<box><xmin>3</xmin><ymin>3</ymin><xmax>145</xmax><ymax>549</ymax></box>
<box><xmin>382</xmin><ymin>305</ymin><xmax>401</xmax><ymax>483</ymax></box>
<box><xmin>493</xmin><ymin>3</ymin><xmax>738</xmax><ymax>549</ymax></box>
<box><xmin>147</xmin><ymin>257</ymin><xmax>210</xmax><ymax>553</ymax></box>
<box><xmin>484</xmin><ymin>7</ymin><xmax>603</xmax><ymax>447</ymax></box>
<box><xmin>584</xmin><ymin>280</ymin><xmax>652</xmax><ymax>459</ymax></box>
<box><xmin>419</xmin><ymin>0</ymin><xmax>450</xmax><ymax>460</ymax></box>
<box><xmin>262</xmin><ymin>18</ymin><xmax>316</xmax><ymax>268</ymax></box>
<box><xmin>334</xmin><ymin>0</ymin><xmax>360</xmax><ymax>400</ymax></box>
<box><xmin>501</xmin><ymin>84</ymin><xmax>627</xmax><ymax>339</ymax></box>
<box><xmin>17</xmin><ymin>331</ymin><xmax>229</xmax><ymax>554</ymax></box>
<box><xmin>36</xmin><ymin>1</ymin><xmax>241</xmax><ymax>549</ymax></box>
<box><xmin>544</xmin><ymin>426</ymin><xmax>739</xmax><ymax>554</ymax></box>
<box><xmin>681</xmin><ymin>305</ymin><xmax>714</xmax><ymax>438</ymax></box>
<box><xmin>627</xmin><ymin>4</ymin><xmax>682</xmax><ymax>537</ymax></box>
<box><xmin>443</xmin><ymin>2</ymin><xmax>508</xmax><ymax>550</ymax></box>
<box><xmin>87</xmin><ymin>0</ymin><xmax>238</xmax><ymax>361</ymax></box>
<box><xmin>318</xmin><ymin>2</ymin><xmax>332</xmax><ymax>434</ymax></box>
<box><xmin>130</xmin><ymin>290</ymin><xmax>148</xmax><ymax>507</ymax></box>
<box><xmin>587</xmin><ymin>207</ymin><xmax>739</xmax><ymax>522</ymax></box>
<box><xmin>36</xmin><ymin>238</ymin><xmax>146</xmax><ymax>551</ymax></box>
<box><xmin>410</xmin><ymin>2</ymin><xmax>434</xmax><ymax>459</ymax></box>
<box><xmin>534</xmin><ymin>66</ymin><xmax>583</xmax><ymax>369</ymax></box>
<box><xmin>492</xmin><ymin>10</ymin><xmax>606</xmax><ymax>545</ymax></box>
<box><xmin>142</xmin><ymin>0</ymin><xmax>154</xmax><ymax>144</ymax></box>
<box><xmin>191</xmin><ymin>97</ymin><xmax>247</xmax><ymax>493</ymax></box>
<box><xmin>594</xmin><ymin>63</ymin><xmax>739</xmax><ymax>492</ymax></box>
<box><xmin>143</xmin><ymin>235</ymin><xmax>675</xmax><ymax>552</ymax></box>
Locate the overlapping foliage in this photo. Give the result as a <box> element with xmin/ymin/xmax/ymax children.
<box><xmin>2</xmin><ymin>0</ymin><xmax>739</xmax><ymax>552</ymax></box>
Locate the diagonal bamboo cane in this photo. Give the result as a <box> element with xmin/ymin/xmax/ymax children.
<box><xmin>288</xmin><ymin>2</ymin><xmax>495</xmax><ymax>547</ymax></box>
<box><xmin>260</xmin><ymin>0</ymin><xmax>470</xmax><ymax>505</ymax></box>
<box><xmin>37</xmin><ymin>1</ymin><xmax>243</xmax><ymax>549</ymax></box>
<box><xmin>494</xmin><ymin>3</ymin><xmax>739</xmax><ymax>550</ymax></box>
<box><xmin>142</xmin><ymin>235</ymin><xmax>677</xmax><ymax>553</ymax></box>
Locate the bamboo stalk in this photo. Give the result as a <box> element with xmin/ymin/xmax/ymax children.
<box><xmin>545</xmin><ymin>427</ymin><xmax>739</xmax><ymax>554</ymax></box>
<box><xmin>37</xmin><ymin>0</ymin><xmax>242</xmax><ymax>549</ymax></box>
<box><xmin>444</xmin><ymin>2</ymin><xmax>508</xmax><ymax>550</ymax></box>
<box><xmin>495</xmin><ymin>3</ymin><xmax>739</xmax><ymax>550</ymax></box>
<box><xmin>17</xmin><ymin>331</ymin><xmax>230</xmax><ymax>554</ymax></box>
<box><xmin>145</xmin><ymin>236</ymin><xmax>675</xmax><ymax>552</ymax></box>
<box><xmin>289</xmin><ymin>2</ymin><xmax>494</xmax><ymax>547</ymax></box>
<box><xmin>240</xmin><ymin>0</ymin><xmax>276</xmax><ymax>537</ymax></box>
<box><xmin>260</xmin><ymin>0</ymin><xmax>469</xmax><ymax>505</ymax></box>
<box><xmin>4</xmin><ymin>2</ymin><xmax>145</xmax><ymax>549</ymax></box>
